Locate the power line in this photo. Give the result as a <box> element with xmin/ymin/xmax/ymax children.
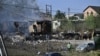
<box><xmin>0</xmin><ymin>3</ymin><xmax>82</xmax><ymax>14</ymax></box>
<box><xmin>69</xmin><ymin>8</ymin><xmax>82</xmax><ymax>10</ymax></box>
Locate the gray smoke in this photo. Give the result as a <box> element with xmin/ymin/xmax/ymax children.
<box><xmin>0</xmin><ymin>0</ymin><xmax>43</xmax><ymax>33</ymax></box>
<box><xmin>0</xmin><ymin>0</ymin><xmax>41</xmax><ymax>22</ymax></box>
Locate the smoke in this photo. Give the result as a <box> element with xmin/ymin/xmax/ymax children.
<box><xmin>0</xmin><ymin>0</ymin><xmax>41</xmax><ymax>22</ymax></box>
<box><xmin>0</xmin><ymin>0</ymin><xmax>44</xmax><ymax>33</ymax></box>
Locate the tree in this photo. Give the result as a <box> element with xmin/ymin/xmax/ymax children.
<box><xmin>57</xmin><ymin>20</ymin><xmax>74</xmax><ymax>32</ymax></box>
<box><xmin>66</xmin><ymin>20</ymin><xmax>74</xmax><ymax>32</ymax></box>
<box><xmin>85</xmin><ymin>15</ymin><xmax>100</xmax><ymax>31</ymax></box>
<box><xmin>85</xmin><ymin>15</ymin><xmax>96</xmax><ymax>39</ymax></box>
<box><xmin>95</xmin><ymin>15</ymin><xmax>100</xmax><ymax>28</ymax></box>
<box><xmin>59</xmin><ymin>19</ymin><xmax>68</xmax><ymax>31</ymax></box>
<box><xmin>92</xmin><ymin>15</ymin><xmax>100</xmax><ymax>49</ymax></box>
<box><xmin>85</xmin><ymin>15</ymin><xmax>100</xmax><ymax>49</ymax></box>
<box><xmin>54</xmin><ymin>10</ymin><xmax>67</xmax><ymax>31</ymax></box>
<box><xmin>85</xmin><ymin>15</ymin><xmax>95</xmax><ymax>30</ymax></box>
<box><xmin>54</xmin><ymin>10</ymin><xmax>66</xmax><ymax>19</ymax></box>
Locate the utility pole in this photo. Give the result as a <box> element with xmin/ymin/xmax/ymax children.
<box><xmin>68</xmin><ymin>8</ymin><xmax>70</xmax><ymax>20</ymax></box>
<box><xmin>46</xmin><ymin>4</ymin><xmax>52</xmax><ymax>19</ymax></box>
<box><xmin>45</xmin><ymin>4</ymin><xmax>52</xmax><ymax>53</ymax></box>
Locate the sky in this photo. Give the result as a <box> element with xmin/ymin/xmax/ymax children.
<box><xmin>37</xmin><ymin>0</ymin><xmax>100</xmax><ymax>15</ymax></box>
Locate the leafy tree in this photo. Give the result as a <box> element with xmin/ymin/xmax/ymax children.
<box><xmin>95</xmin><ymin>15</ymin><xmax>100</xmax><ymax>28</ymax></box>
<box><xmin>85</xmin><ymin>15</ymin><xmax>100</xmax><ymax>31</ymax></box>
<box><xmin>85</xmin><ymin>15</ymin><xmax>95</xmax><ymax>39</ymax></box>
<box><xmin>59</xmin><ymin>19</ymin><xmax>68</xmax><ymax>31</ymax></box>
<box><xmin>94</xmin><ymin>16</ymin><xmax>100</xmax><ymax>49</ymax></box>
<box><xmin>54</xmin><ymin>10</ymin><xmax>67</xmax><ymax>31</ymax></box>
<box><xmin>58</xmin><ymin>20</ymin><xmax>74</xmax><ymax>32</ymax></box>
<box><xmin>66</xmin><ymin>20</ymin><xmax>74</xmax><ymax>32</ymax></box>
<box><xmin>54</xmin><ymin>10</ymin><xmax>66</xmax><ymax>19</ymax></box>
<box><xmin>85</xmin><ymin>15</ymin><xmax>95</xmax><ymax>29</ymax></box>
<box><xmin>85</xmin><ymin>15</ymin><xmax>100</xmax><ymax>49</ymax></box>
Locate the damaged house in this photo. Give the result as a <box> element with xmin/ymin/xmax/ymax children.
<box><xmin>0</xmin><ymin>0</ymin><xmax>52</xmax><ymax>36</ymax></box>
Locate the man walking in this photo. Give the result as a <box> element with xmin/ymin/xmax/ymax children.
<box><xmin>67</xmin><ymin>42</ymin><xmax>72</xmax><ymax>51</ymax></box>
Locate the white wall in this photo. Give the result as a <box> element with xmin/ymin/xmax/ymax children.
<box><xmin>52</xmin><ymin>20</ymin><xmax>61</xmax><ymax>30</ymax></box>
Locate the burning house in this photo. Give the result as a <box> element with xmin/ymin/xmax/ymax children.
<box><xmin>0</xmin><ymin>0</ymin><xmax>52</xmax><ymax>36</ymax></box>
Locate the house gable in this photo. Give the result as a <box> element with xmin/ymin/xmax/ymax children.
<box><xmin>83</xmin><ymin>6</ymin><xmax>100</xmax><ymax>19</ymax></box>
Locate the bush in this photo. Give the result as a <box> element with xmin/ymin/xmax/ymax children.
<box><xmin>94</xmin><ymin>36</ymin><xmax>100</xmax><ymax>49</ymax></box>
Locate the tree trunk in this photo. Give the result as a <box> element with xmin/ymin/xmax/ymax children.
<box><xmin>91</xmin><ymin>30</ymin><xmax>94</xmax><ymax>40</ymax></box>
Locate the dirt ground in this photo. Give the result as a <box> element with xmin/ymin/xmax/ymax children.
<box><xmin>3</xmin><ymin>40</ymin><xmax>100</xmax><ymax>56</ymax></box>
